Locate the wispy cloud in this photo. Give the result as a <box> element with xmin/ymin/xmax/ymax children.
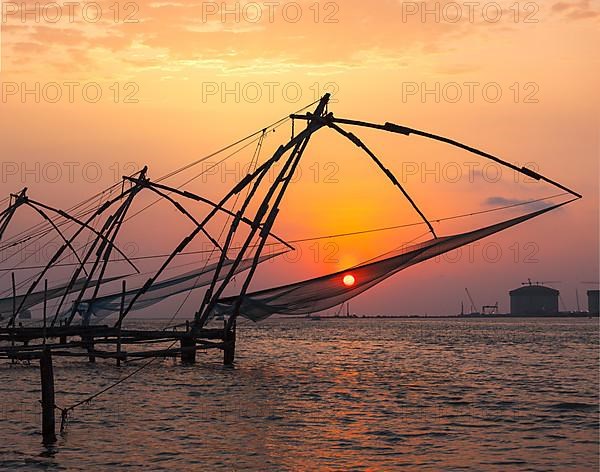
<box><xmin>552</xmin><ymin>0</ymin><xmax>600</xmax><ymax>20</ymax></box>
<box><xmin>484</xmin><ymin>196</ymin><xmax>554</xmax><ymax>211</ymax></box>
<box><xmin>0</xmin><ymin>0</ymin><xmax>507</xmax><ymax>76</ymax></box>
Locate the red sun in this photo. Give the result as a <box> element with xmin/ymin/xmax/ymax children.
<box><xmin>342</xmin><ymin>274</ymin><xmax>356</xmax><ymax>287</ymax></box>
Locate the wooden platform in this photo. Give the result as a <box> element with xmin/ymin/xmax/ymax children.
<box><xmin>0</xmin><ymin>324</ymin><xmax>234</xmax><ymax>364</ymax></box>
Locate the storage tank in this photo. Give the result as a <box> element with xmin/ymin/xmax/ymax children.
<box><xmin>509</xmin><ymin>285</ymin><xmax>559</xmax><ymax>315</ymax></box>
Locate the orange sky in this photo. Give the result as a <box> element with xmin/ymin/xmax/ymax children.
<box><xmin>0</xmin><ymin>0</ymin><xmax>598</xmax><ymax>315</ymax></box>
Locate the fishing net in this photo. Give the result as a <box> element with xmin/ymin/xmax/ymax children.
<box><xmin>79</xmin><ymin>252</ymin><xmax>284</xmax><ymax>320</ymax></box>
<box><xmin>0</xmin><ymin>276</ymin><xmax>120</xmax><ymax>319</ymax></box>
<box><xmin>214</xmin><ymin>203</ymin><xmax>567</xmax><ymax>321</ymax></box>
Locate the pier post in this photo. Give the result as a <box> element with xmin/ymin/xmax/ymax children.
<box><xmin>39</xmin><ymin>348</ymin><xmax>57</xmax><ymax>444</ymax></box>
<box><xmin>180</xmin><ymin>336</ymin><xmax>196</xmax><ymax>364</ymax></box>
<box><xmin>223</xmin><ymin>319</ymin><xmax>236</xmax><ymax>366</ymax></box>
<box><xmin>83</xmin><ymin>335</ymin><xmax>96</xmax><ymax>363</ymax></box>
<box><xmin>116</xmin><ymin>333</ymin><xmax>122</xmax><ymax>367</ymax></box>
<box><xmin>59</xmin><ymin>320</ymin><xmax>67</xmax><ymax>345</ymax></box>
<box><xmin>11</xmin><ymin>272</ymin><xmax>16</xmax><ymax>363</ymax></box>
<box><xmin>116</xmin><ymin>280</ymin><xmax>126</xmax><ymax>367</ymax></box>
<box><xmin>43</xmin><ymin>280</ymin><xmax>48</xmax><ymax>346</ymax></box>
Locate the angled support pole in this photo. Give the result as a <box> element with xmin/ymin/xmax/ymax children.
<box><xmin>122</xmin><ymin>177</ymin><xmax>294</xmax><ymax>251</ymax></box>
<box><xmin>195</xmin><ymin>94</ymin><xmax>331</xmax><ymax>332</ymax></box>
<box><xmin>49</xmin><ymin>184</ymin><xmax>140</xmax><ymax>327</ymax></box>
<box><xmin>66</xmin><ymin>172</ymin><xmax>144</xmax><ymax>326</ymax></box>
<box><xmin>4</xmin><ymin>184</ymin><xmax>140</xmax><ymax>328</ymax></box>
<box><xmin>113</xmin><ymin>96</ymin><xmax>331</xmax><ymax>330</ymax></box>
<box><xmin>290</xmin><ymin>114</ymin><xmax>583</xmax><ymax>200</ymax></box>
<box><xmin>0</xmin><ymin>189</ymin><xmax>28</xmax><ymax>241</ymax></box>
<box><xmin>319</xmin><ymin>116</ymin><xmax>437</xmax><ymax>238</ymax></box>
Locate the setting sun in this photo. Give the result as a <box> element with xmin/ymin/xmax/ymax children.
<box><xmin>343</xmin><ymin>274</ymin><xmax>356</xmax><ymax>287</ymax></box>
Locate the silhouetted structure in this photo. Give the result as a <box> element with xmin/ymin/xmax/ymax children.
<box><xmin>588</xmin><ymin>290</ymin><xmax>599</xmax><ymax>314</ymax></box>
<box><xmin>0</xmin><ymin>94</ymin><xmax>585</xmax><ymax>444</ymax></box>
<box><xmin>510</xmin><ymin>285</ymin><xmax>559</xmax><ymax>315</ymax></box>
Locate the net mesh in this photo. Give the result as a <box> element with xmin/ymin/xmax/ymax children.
<box><xmin>80</xmin><ymin>252</ymin><xmax>283</xmax><ymax>320</ymax></box>
<box><xmin>214</xmin><ymin>204</ymin><xmax>565</xmax><ymax>321</ymax></box>
<box><xmin>0</xmin><ymin>276</ymin><xmax>119</xmax><ymax>318</ymax></box>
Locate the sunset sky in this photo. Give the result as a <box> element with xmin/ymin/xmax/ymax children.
<box><xmin>0</xmin><ymin>0</ymin><xmax>598</xmax><ymax>316</ymax></box>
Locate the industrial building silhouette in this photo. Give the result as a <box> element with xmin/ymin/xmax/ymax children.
<box><xmin>510</xmin><ymin>285</ymin><xmax>559</xmax><ymax>315</ymax></box>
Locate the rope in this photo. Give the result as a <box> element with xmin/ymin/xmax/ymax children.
<box><xmin>59</xmin><ymin>351</ymin><xmax>168</xmax><ymax>432</ymax></box>
<box><xmin>122</xmin><ymin>136</ymin><xmax>264</xmax><ymax>224</ymax></box>
<box><xmin>1</xmin><ymin>99</ymin><xmax>320</xmax><ymax>256</ymax></box>
<box><xmin>0</xmin><ymin>186</ymin><xmax>119</xmax><ymax>291</ymax></box>
<box><xmin>0</xmin><ymin>191</ymin><xmax>568</xmax><ymax>272</ymax></box>
<box><xmin>160</xmin><ymin>131</ymin><xmax>269</xmax><ymax>328</ymax></box>
<box><xmin>0</xmin><ymin>184</ymin><xmax>120</xmax><ymax>252</ymax></box>
<box><xmin>155</xmin><ymin>100</ymin><xmax>319</xmax><ymax>184</ymax></box>
<box><xmin>55</xmin><ymin>105</ymin><xmax>317</xmax><ymax>430</ymax></box>
<box><xmin>6</xmin><ymin>90</ymin><xmax>575</xmax><ymax>431</ymax></box>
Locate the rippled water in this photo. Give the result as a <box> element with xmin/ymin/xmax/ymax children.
<box><xmin>1</xmin><ymin>318</ymin><xmax>598</xmax><ymax>470</ymax></box>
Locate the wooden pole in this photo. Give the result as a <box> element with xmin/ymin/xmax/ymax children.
<box><xmin>195</xmin><ymin>98</ymin><xmax>330</xmax><ymax>329</ymax></box>
<box><xmin>40</xmin><ymin>348</ymin><xmax>57</xmax><ymax>444</ymax></box>
<box><xmin>180</xmin><ymin>336</ymin><xmax>196</xmax><ymax>364</ymax></box>
<box><xmin>11</xmin><ymin>272</ymin><xmax>16</xmax><ymax>322</ymax></box>
<box><xmin>223</xmin><ymin>318</ymin><xmax>236</xmax><ymax>366</ymax></box>
<box><xmin>116</xmin><ymin>280</ymin><xmax>125</xmax><ymax>366</ymax></box>
<box><xmin>43</xmin><ymin>279</ymin><xmax>48</xmax><ymax>346</ymax></box>
<box><xmin>11</xmin><ymin>272</ymin><xmax>16</xmax><ymax>362</ymax></box>
<box><xmin>86</xmin><ymin>335</ymin><xmax>96</xmax><ymax>363</ymax></box>
<box><xmin>180</xmin><ymin>320</ymin><xmax>196</xmax><ymax>365</ymax></box>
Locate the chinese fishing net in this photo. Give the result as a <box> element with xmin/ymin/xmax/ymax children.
<box><xmin>213</xmin><ymin>202</ymin><xmax>569</xmax><ymax>321</ymax></box>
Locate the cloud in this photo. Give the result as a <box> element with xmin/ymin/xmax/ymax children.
<box><xmin>552</xmin><ymin>0</ymin><xmax>600</xmax><ymax>20</ymax></box>
<box><xmin>484</xmin><ymin>196</ymin><xmax>553</xmax><ymax>211</ymax></box>
<box><xmin>0</xmin><ymin>0</ymin><xmax>513</xmax><ymax>76</ymax></box>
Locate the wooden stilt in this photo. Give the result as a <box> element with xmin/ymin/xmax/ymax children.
<box><xmin>180</xmin><ymin>336</ymin><xmax>196</xmax><ymax>364</ymax></box>
<box><xmin>43</xmin><ymin>280</ymin><xmax>48</xmax><ymax>346</ymax></box>
<box><xmin>11</xmin><ymin>273</ymin><xmax>16</xmax><ymax>363</ymax></box>
<box><xmin>11</xmin><ymin>272</ymin><xmax>16</xmax><ymax>321</ymax></box>
<box><xmin>59</xmin><ymin>320</ymin><xmax>67</xmax><ymax>345</ymax></box>
<box><xmin>223</xmin><ymin>319</ymin><xmax>236</xmax><ymax>366</ymax></box>
<box><xmin>84</xmin><ymin>335</ymin><xmax>96</xmax><ymax>363</ymax></box>
<box><xmin>39</xmin><ymin>348</ymin><xmax>57</xmax><ymax>444</ymax></box>
<box><xmin>116</xmin><ymin>280</ymin><xmax>126</xmax><ymax>367</ymax></box>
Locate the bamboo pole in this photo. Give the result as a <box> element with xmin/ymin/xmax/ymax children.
<box><xmin>11</xmin><ymin>272</ymin><xmax>16</xmax><ymax>362</ymax></box>
<box><xmin>40</xmin><ymin>348</ymin><xmax>57</xmax><ymax>444</ymax></box>
<box><xmin>116</xmin><ymin>280</ymin><xmax>125</xmax><ymax>366</ymax></box>
<box><xmin>223</xmin><ymin>318</ymin><xmax>236</xmax><ymax>366</ymax></box>
<box><xmin>43</xmin><ymin>279</ymin><xmax>48</xmax><ymax>346</ymax></box>
<box><xmin>180</xmin><ymin>336</ymin><xmax>196</xmax><ymax>364</ymax></box>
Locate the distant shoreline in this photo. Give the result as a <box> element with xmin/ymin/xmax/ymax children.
<box><xmin>308</xmin><ymin>313</ymin><xmax>600</xmax><ymax>319</ymax></box>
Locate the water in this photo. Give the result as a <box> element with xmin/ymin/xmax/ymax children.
<box><xmin>1</xmin><ymin>318</ymin><xmax>598</xmax><ymax>470</ymax></box>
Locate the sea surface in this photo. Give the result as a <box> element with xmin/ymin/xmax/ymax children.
<box><xmin>0</xmin><ymin>318</ymin><xmax>598</xmax><ymax>471</ymax></box>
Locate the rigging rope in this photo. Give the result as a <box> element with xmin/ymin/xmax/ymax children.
<box><xmin>160</xmin><ymin>131</ymin><xmax>269</xmax><ymax>328</ymax></box>
<box><xmin>1</xmin><ymin>99</ymin><xmax>321</xmax><ymax>257</ymax></box>
<box><xmin>0</xmin><ymin>191</ymin><xmax>568</xmax><ymax>272</ymax></box>
<box><xmin>5</xmin><ymin>92</ymin><xmax>578</xmax><ymax>431</ymax></box>
<box><xmin>0</xmin><ymin>187</ymin><xmax>121</xmax><ymax>295</ymax></box>
<box><xmin>57</xmin><ymin>123</ymin><xmax>290</xmax><ymax>432</ymax></box>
